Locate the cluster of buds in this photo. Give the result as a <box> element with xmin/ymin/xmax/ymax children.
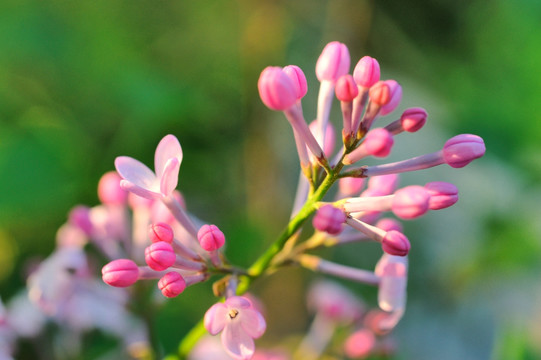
<box><xmin>93</xmin><ymin>41</ymin><xmax>484</xmax><ymax>360</ymax></box>
<box><xmin>100</xmin><ymin>135</ymin><xmax>236</xmax><ymax>298</ymax></box>
<box><xmin>257</xmin><ymin>40</ymin><xmax>484</xmax><ymax>256</ymax></box>
<box><xmin>0</xmin><ymin>33</ymin><xmax>486</xmax><ymax>359</ymax></box>
<box><xmin>95</xmin><ymin>134</ymin><xmax>268</xmax><ymax>359</ymax></box>
<box><xmin>299</xmin><ymin>279</ymin><xmax>401</xmax><ymax>359</ymax></box>
<box><xmin>256</xmin><ymin>40</ymin><xmax>485</xmax><ymax>356</ymax></box>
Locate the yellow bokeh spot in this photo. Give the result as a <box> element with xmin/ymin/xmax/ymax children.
<box><xmin>0</xmin><ymin>229</ymin><xmax>17</xmax><ymax>282</ymax></box>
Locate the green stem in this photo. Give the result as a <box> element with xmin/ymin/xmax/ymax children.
<box><xmin>246</xmin><ymin>171</ymin><xmax>336</xmax><ymax>279</ymax></box>
<box><xmin>177</xmin><ymin>162</ymin><xmax>345</xmax><ymax>358</ymax></box>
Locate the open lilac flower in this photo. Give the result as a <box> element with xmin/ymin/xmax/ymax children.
<box><xmin>115</xmin><ymin>134</ymin><xmax>183</xmax><ymax>200</ymax></box>
<box><xmin>204</xmin><ymin>296</ymin><xmax>266</xmax><ymax>360</ymax></box>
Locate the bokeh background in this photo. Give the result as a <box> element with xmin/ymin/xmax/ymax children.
<box><xmin>1</xmin><ymin>0</ymin><xmax>541</xmax><ymax>359</ymax></box>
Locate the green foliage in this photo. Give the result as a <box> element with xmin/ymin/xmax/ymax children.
<box><xmin>1</xmin><ymin>0</ymin><xmax>540</xmax><ymax>359</ymax></box>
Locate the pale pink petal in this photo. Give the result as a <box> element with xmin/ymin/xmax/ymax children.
<box><xmin>221</xmin><ymin>321</ymin><xmax>255</xmax><ymax>360</ymax></box>
<box><xmin>119</xmin><ymin>180</ymin><xmax>161</xmax><ymax>200</ymax></box>
<box><xmin>115</xmin><ymin>156</ymin><xmax>159</xmax><ymax>192</ymax></box>
<box><xmin>155</xmin><ymin>135</ymin><xmax>183</xmax><ymax>178</ymax></box>
<box><xmin>225</xmin><ymin>296</ymin><xmax>252</xmax><ymax>310</ymax></box>
<box><xmin>378</xmin><ymin>262</ymin><xmax>407</xmax><ymax>312</ymax></box>
<box><xmin>159</xmin><ymin>157</ymin><xmax>180</xmax><ymax>196</ymax></box>
<box><xmin>375</xmin><ymin>254</ymin><xmax>407</xmax><ymax>277</ymax></box>
<box><xmin>378</xmin><ymin>276</ymin><xmax>406</xmax><ymax>312</ymax></box>
<box><xmin>204</xmin><ymin>303</ymin><xmax>228</xmax><ymax>335</ymax></box>
<box><xmin>240</xmin><ymin>309</ymin><xmax>266</xmax><ymax>339</ymax></box>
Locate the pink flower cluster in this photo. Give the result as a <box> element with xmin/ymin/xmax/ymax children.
<box><xmin>92</xmin><ymin>40</ymin><xmax>484</xmax><ymax>360</ymax></box>
<box><xmin>305</xmin><ymin>279</ymin><xmax>402</xmax><ymax>359</ymax></box>
<box><xmin>258</xmin><ymin>41</ymin><xmax>484</xmax><ymax>259</ymax></box>
<box><xmin>257</xmin><ymin>40</ymin><xmax>485</xmax><ymax>356</ymax></box>
<box><xmin>101</xmin><ymin>135</ymin><xmax>267</xmax><ymax>359</ymax></box>
<box><xmin>5</xmin><ymin>39</ymin><xmax>485</xmax><ymax>360</ymax></box>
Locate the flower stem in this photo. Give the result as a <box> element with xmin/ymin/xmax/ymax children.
<box><xmin>244</xmin><ymin>164</ymin><xmax>341</xmax><ymax>282</ymax></box>
<box><xmin>177</xmin><ymin>161</ymin><xmax>346</xmax><ymax>358</ymax></box>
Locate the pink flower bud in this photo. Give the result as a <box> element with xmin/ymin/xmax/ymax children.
<box><xmin>379</xmin><ymin>80</ymin><xmax>402</xmax><ymax>116</ymax></box>
<box><xmin>283</xmin><ymin>65</ymin><xmax>308</xmax><ymax>100</ymax></box>
<box><xmin>343</xmin><ymin>128</ymin><xmax>394</xmax><ymax>164</ymax></box>
<box><xmin>344</xmin><ymin>328</ymin><xmax>376</xmax><ymax>359</ymax></box>
<box><xmin>145</xmin><ymin>242</ymin><xmax>176</xmax><ymax>271</ymax></box>
<box><xmin>376</xmin><ymin>218</ymin><xmax>403</xmax><ymax>233</ymax></box>
<box><xmin>338</xmin><ymin>177</ymin><xmax>366</xmax><ymax>196</ymax></box>
<box><xmin>362</xmin><ymin>128</ymin><xmax>394</xmax><ymax>157</ymax></box>
<box><xmin>368</xmin><ymin>81</ymin><xmax>391</xmax><ymax>106</ymax></box>
<box><xmin>353</xmin><ymin>56</ymin><xmax>381</xmax><ymax>88</ymax></box>
<box><xmin>148</xmin><ymin>222</ymin><xmax>174</xmax><ymax>243</ymax></box>
<box><xmin>258</xmin><ymin>66</ymin><xmax>297</xmax><ymax>111</ymax></box>
<box><xmin>56</xmin><ymin>224</ymin><xmax>87</xmax><ymax>248</ymax></box>
<box><xmin>425</xmin><ymin>182</ymin><xmax>459</xmax><ymax>210</ymax></box>
<box><xmin>400</xmin><ymin>107</ymin><xmax>427</xmax><ymax>132</ymax></box>
<box><xmin>335</xmin><ymin>74</ymin><xmax>358</xmax><ymax>102</ymax></box>
<box><xmin>197</xmin><ymin>224</ymin><xmax>226</xmax><ymax>251</ymax></box>
<box><xmin>68</xmin><ymin>205</ymin><xmax>93</xmax><ymax>236</ymax></box>
<box><xmin>313</xmin><ymin>205</ymin><xmax>346</xmax><ymax>235</ymax></box>
<box><xmin>391</xmin><ymin>185</ymin><xmax>430</xmax><ymax>219</ymax></box>
<box><xmin>443</xmin><ymin>134</ymin><xmax>486</xmax><ymax>168</ymax></box>
<box><xmin>381</xmin><ymin>231</ymin><xmax>410</xmax><ymax>256</ymax></box>
<box><xmin>315</xmin><ymin>41</ymin><xmax>350</xmax><ymax>82</ymax></box>
<box><xmin>367</xmin><ymin>174</ymin><xmax>399</xmax><ymax>195</ymax></box>
<box><xmin>102</xmin><ymin>259</ymin><xmax>139</xmax><ymax>287</ymax></box>
<box><xmin>98</xmin><ymin>171</ymin><xmax>128</xmax><ymax>205</ymax></box>
<box><xmin>158</xmin><ymin>272</ymin><xmax>186</xmax><ymax>298</ymax></box>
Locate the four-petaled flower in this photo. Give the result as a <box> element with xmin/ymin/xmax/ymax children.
<box><xmin>115</xmin><ymin>134</ymin><xmax>183</xmax><ymax>200</ymax></box>
<box><xmin>204</xmin><ymin>296</ymin><xmax>267</xmax><ymax>360</ymax></box>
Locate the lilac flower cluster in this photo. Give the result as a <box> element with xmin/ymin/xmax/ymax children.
<box><xmin>252</xmin><ymin>40</ymin><xmax>485</xmax><ymax>357</ymax></box>
<box><xmin>2</xmin><ymin>41</ymin><xmax>484</xmax><ymax>360</ymax></box>
<box><xmin>99</xmin><ymin>41</ymin><xmax>483</xmax><ymax>359</ymax></box>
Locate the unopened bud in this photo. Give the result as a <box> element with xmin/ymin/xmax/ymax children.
<box><xmin>353</xmin><ymin>56</ymin><xmax>380</xmax><ymax>88</ymax></box>
<box><xmin>197</xmin><ymin>224</ymin><xmax>226</xmax><ymax>251</ymax></box>
<box><xmin>315</xmin><ymin>41</ymin><xmax>350</xmax><ymax>82</ymax></box>
<box><xmin>158</xmin><ymin>272</ymin><xmax>186</xmax><ymax>298</ymax></box>
<box><xmin>443</xmin><ymin>134</ymin><xmax>486</xmax><ymax>168</ymax></box>
<box><xmin>145</xmin><ymin>242</ymin><xmax>176</xmax><ymax>271</ymax></box>
<box><xmin>102</xmin><ymin>259</ymin><xmax>139</xmax><ymax>287</ymax></box>
<box><xmin>381</xmin><ymin>231</ymin><xmax>410</xmax><ymax>256</ymax></box>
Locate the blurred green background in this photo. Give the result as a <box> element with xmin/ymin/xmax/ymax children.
<box><xmin>1</xmin><ymin>0</ymin><xmax>541</xmax><ymax>359</ymax></box>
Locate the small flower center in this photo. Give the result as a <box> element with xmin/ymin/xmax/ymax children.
<box><xmin>228</xmin><ymin>309</ymin><xmax>239</xmax><ymax>319</ymax></box>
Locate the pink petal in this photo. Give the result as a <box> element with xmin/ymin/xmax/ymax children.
<box><xmin>225</xmin><ymin>296</ymin><xmax>252</xmax><ymax>310</ymax></box>
<box><xmin>221</xmin><ymin>321</ymin><xmax>255</xmax><ymax>360</ymax></box>
<box><xmin>155</xmin><ymin>135</ymin><xmax>183</xmax><ymax>178</ymax></box>
<box><xmin>378</xmin><ymin>271</ymin><xmax>407</xmax><ymax>312</ymax></box>
<box><xmin>159</xmin><ymin>157</ymin><xmax>180</xmax><ymax>196</ymax></box>
<box><xmin>376</xmin><ymin>256</ymin><xmax>408</xmax><ymax>312</ymax></box>
<box><xmin>258</xmin><ymin>67</ymin><xmax>298</xmax><ymax>111</ymax></box>
<box><xmin>204</xmin><ymin>303</ymin><xmax>228</xmax><ymax>335</ymax></box>
<box><xmin>120</xmin><ymin>180</ymin><xmax>161</xmax><ymax>200</ymax></box>
<box><xmin>115</xmin><ymin>156</ymin><xmax>159</xmax><ymax>193</ymax></box>
<box><xmin>240</xmin><ymin>309</ymin><xmax>267</xmax><ymax>339</ymax></box>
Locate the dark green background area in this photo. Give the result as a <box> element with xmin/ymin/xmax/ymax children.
<box><xmin>1</xmin><ymin>0</ymin><xmax>540</xmax><ymax>359</ymax></box>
